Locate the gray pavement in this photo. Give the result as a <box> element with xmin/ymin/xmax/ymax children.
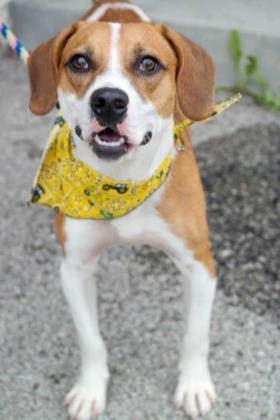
<box><xmin>0</xmin><ymin>50</ymin><xmax>280</xmax><ymax>420</ymax></box>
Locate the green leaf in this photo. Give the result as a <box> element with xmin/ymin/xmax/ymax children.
<box><xmin>260</xmin><ymin>89</ymin><xmax>274</xmax><ymax>105</ymax></box>
<box><xmin>245</xmin><ymin>56</ymin><xmax>268</xmax><ymax>90</ymax></box>
<box><xmin>266</xmin><ymin>93</ymin><xmax>280</xmax><ymax>111</ymax></box>
<box><xmin>255</xmin><ymin>90</ymin><xmax>280</xmax><ymax>112</ymax></box>
<box><xmin>245</xmin><ymin>55</ymin><xmax>259</xmax><ymax>76</ymax></box>
<box><xmin>222</xmin><ymin>31</ymin><xmax>280</xmax><ymax>112</ymax></box>
<box><xmin>229</xmin><ymin>30</ymin><xmax>243</xmax><ymax>63</ymax></box>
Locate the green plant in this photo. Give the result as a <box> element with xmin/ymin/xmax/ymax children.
<box><xmin>219</xmin><ymin>30</ymin><xmax>280</xmax><ymax>112</ymax></box>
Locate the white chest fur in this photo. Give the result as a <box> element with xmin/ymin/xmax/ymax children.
<box><xmin>64</xmin><ymin>183</ymin><xmax>191</xmax><ymax>264</ymax></box>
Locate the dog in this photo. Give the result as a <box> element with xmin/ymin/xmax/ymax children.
<box><xmin>27</xmin><ymin>1</ymin><xmax>217</xmax><ymax>418</ymax></box>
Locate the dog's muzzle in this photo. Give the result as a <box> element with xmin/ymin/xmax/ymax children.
<box><xmin>89</xmin><ymin>88</ymin><xmax>130</xmax><ymax>161</ymax></box>
<box><xmin>88</xmin><ymin>88</ymin><xmax>154</xmax><ymax>161</ymax></box>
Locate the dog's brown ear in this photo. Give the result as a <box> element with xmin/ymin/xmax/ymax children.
<box><xmin>28</xmin><ymin>25</ymin><xmax>77</xmax><ymax>115</ymax></box>
<box><xmin>160</xmin><ymin>26</ymin><xmax>215</xmax><ymax>121</ymax></box>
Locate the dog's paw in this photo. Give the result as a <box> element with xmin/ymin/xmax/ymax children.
<box><xmin>174</xmin><ymin>368</ymin><xmax>217</xmax><ymax>418</ymax></box>
<box><xmin>65</xmin><ymin>377</ymin><xmax>108</xmax><ymax>420</ymax></box>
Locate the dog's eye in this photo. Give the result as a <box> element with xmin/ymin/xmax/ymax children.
<box><xmin>67</xmin><ymin>54</ymin><xmax>92</xmax><ymax>73</ymax></box>
<box><xmin>137</xmin><ymin>56</ymin><xmax>161</xmax><ymax>75</ymax></box>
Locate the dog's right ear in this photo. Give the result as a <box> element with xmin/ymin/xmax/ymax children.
<box><xmin>28</xmin><ymin>25</ymin><xmax>77</xmax><ymax>115</ymax></box>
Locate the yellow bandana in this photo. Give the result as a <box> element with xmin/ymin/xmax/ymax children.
<box><xmin>29</xmin><ymin>93</ymin><xmax>241</xmax><ymax>220</ymax></box>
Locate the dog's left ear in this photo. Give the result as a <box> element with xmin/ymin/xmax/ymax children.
<box><xmin>28</xmin><ymin>24</ymin><xmax>77</xmax><ymax>115</ymax></box>
<box><xmin>159</xmin><ymin>25</ymin><xmax>215</xmax><ymax>121</ymax></box>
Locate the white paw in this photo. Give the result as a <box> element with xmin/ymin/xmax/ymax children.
<box><xmin>174</xmin><ymin>368</ymin><xmax>217</xmax><ymax>418</ymax></box>
<box><xmin>65</xmin><ymin>377</ymin><xmax>108</xmax><ymax>420</ymax></box>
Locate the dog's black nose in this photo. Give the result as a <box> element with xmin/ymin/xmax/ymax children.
<box><xmin>90</xmin><ymin>88</ymin><xmax>129</xmax><ymax>126</ymax></box>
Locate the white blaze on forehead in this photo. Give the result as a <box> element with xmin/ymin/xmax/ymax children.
<box><xmin>91</xmin><ymin>22</ymin><xmax>123</xmax><ymax>89</ymax></box>
<box><xmin>87</xmin><ymin>2</ymin><xmax>151</xmax><ymax>22</ymax></box>
<box><xmin>109</xmin><ymin>23</ymin><xmax>121</xmax><ymax>71</ymax></box>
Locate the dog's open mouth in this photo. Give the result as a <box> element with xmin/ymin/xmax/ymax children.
<box><xmin>89</xmin><ymin>128</ymin><xmax>153</xmax><ymax>161</ymax></box>
<box><xmin>89</xmin><ymin>127</ymin><xmax>129</xmax><ymax>161</ymax></box>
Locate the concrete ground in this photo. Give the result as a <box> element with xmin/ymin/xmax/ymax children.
<box><xmin>0</xmin><ymin>49</ymin><xmax>279</xmax><ymax>420</ymax></box>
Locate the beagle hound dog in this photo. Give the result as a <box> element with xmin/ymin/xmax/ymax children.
<box><xmin>28</xmin><ymin>1</ymin><xmax>217</xmax><ymax>418</ymax></box>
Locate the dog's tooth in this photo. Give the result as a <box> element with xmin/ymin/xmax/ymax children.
<box><xmin>95</xmin><ymin>134</ymin><xmax>103</xmax><ymax>145</ymax></box>
<box><xmin>93</xmin><ymin>135</ymin><xmax>126</xmax><ymax>148</ymax></box>
<box><xmin>108</xmin><ymin>141</ymin><xmax>120</xmax><ymax>147</ymax></box>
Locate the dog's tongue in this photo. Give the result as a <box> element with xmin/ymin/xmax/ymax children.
<box><xmin>99</xmin><ymin>128</ymin><xmax>121</xmax><ymax>142</ymax></box>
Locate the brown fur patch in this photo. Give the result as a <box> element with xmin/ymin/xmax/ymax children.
<box><xmin>99</xmin><ymin>9</ymin><xmax>143</xmax><ymax>22</ymax></box>
<box><xmin>157</xmin><ymin>25</ymin><xmax>216</xmax><ymax>121</ymax></box>
<box><xmin>55</xmin><ymin>213</ymin><xmax>67</xmax><ymax>253</ymax></box>
<box><xmin>120</xmin><ymin>23</ymin><xmax>177</xmax><ymax>118</ymax></box>
<box><xmin>95</xmin><ymin>0</ymin><xmax>131</xmax><ymax>5</ymax></box>
<box><xmin>157</xmin><ymin>106</ymin><xmax>216</xmax><ymax>278</ymax></box>
<box><xmin>28</xmin><ymin>25</ymin><xmax>78</xmax><ymax>115</ymax></box>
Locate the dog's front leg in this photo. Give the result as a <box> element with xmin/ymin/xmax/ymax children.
<box><xmin>61</xmin><ymin>255</ymin><xmax>109</xmax><ymax>419</ymax></box>
<box><xmin>58</xmin><ymin>219</ymin><xmax>112</xmax><ymax>419</ymax></box>
<box><xmin>61</xmin><ymin>256</ymin><xmax>109</xmax><ymax>419</ymax></box>
<box><xmin>173</xmin><ymin>256</ymin><xmax>217</xmax><ymax>418</ymax></box>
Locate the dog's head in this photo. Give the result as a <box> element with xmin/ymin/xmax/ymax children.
<box><xmin>28</xmin><ymin>21</ymin><xmax>215</xmax><ymax>162</ymax></box>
